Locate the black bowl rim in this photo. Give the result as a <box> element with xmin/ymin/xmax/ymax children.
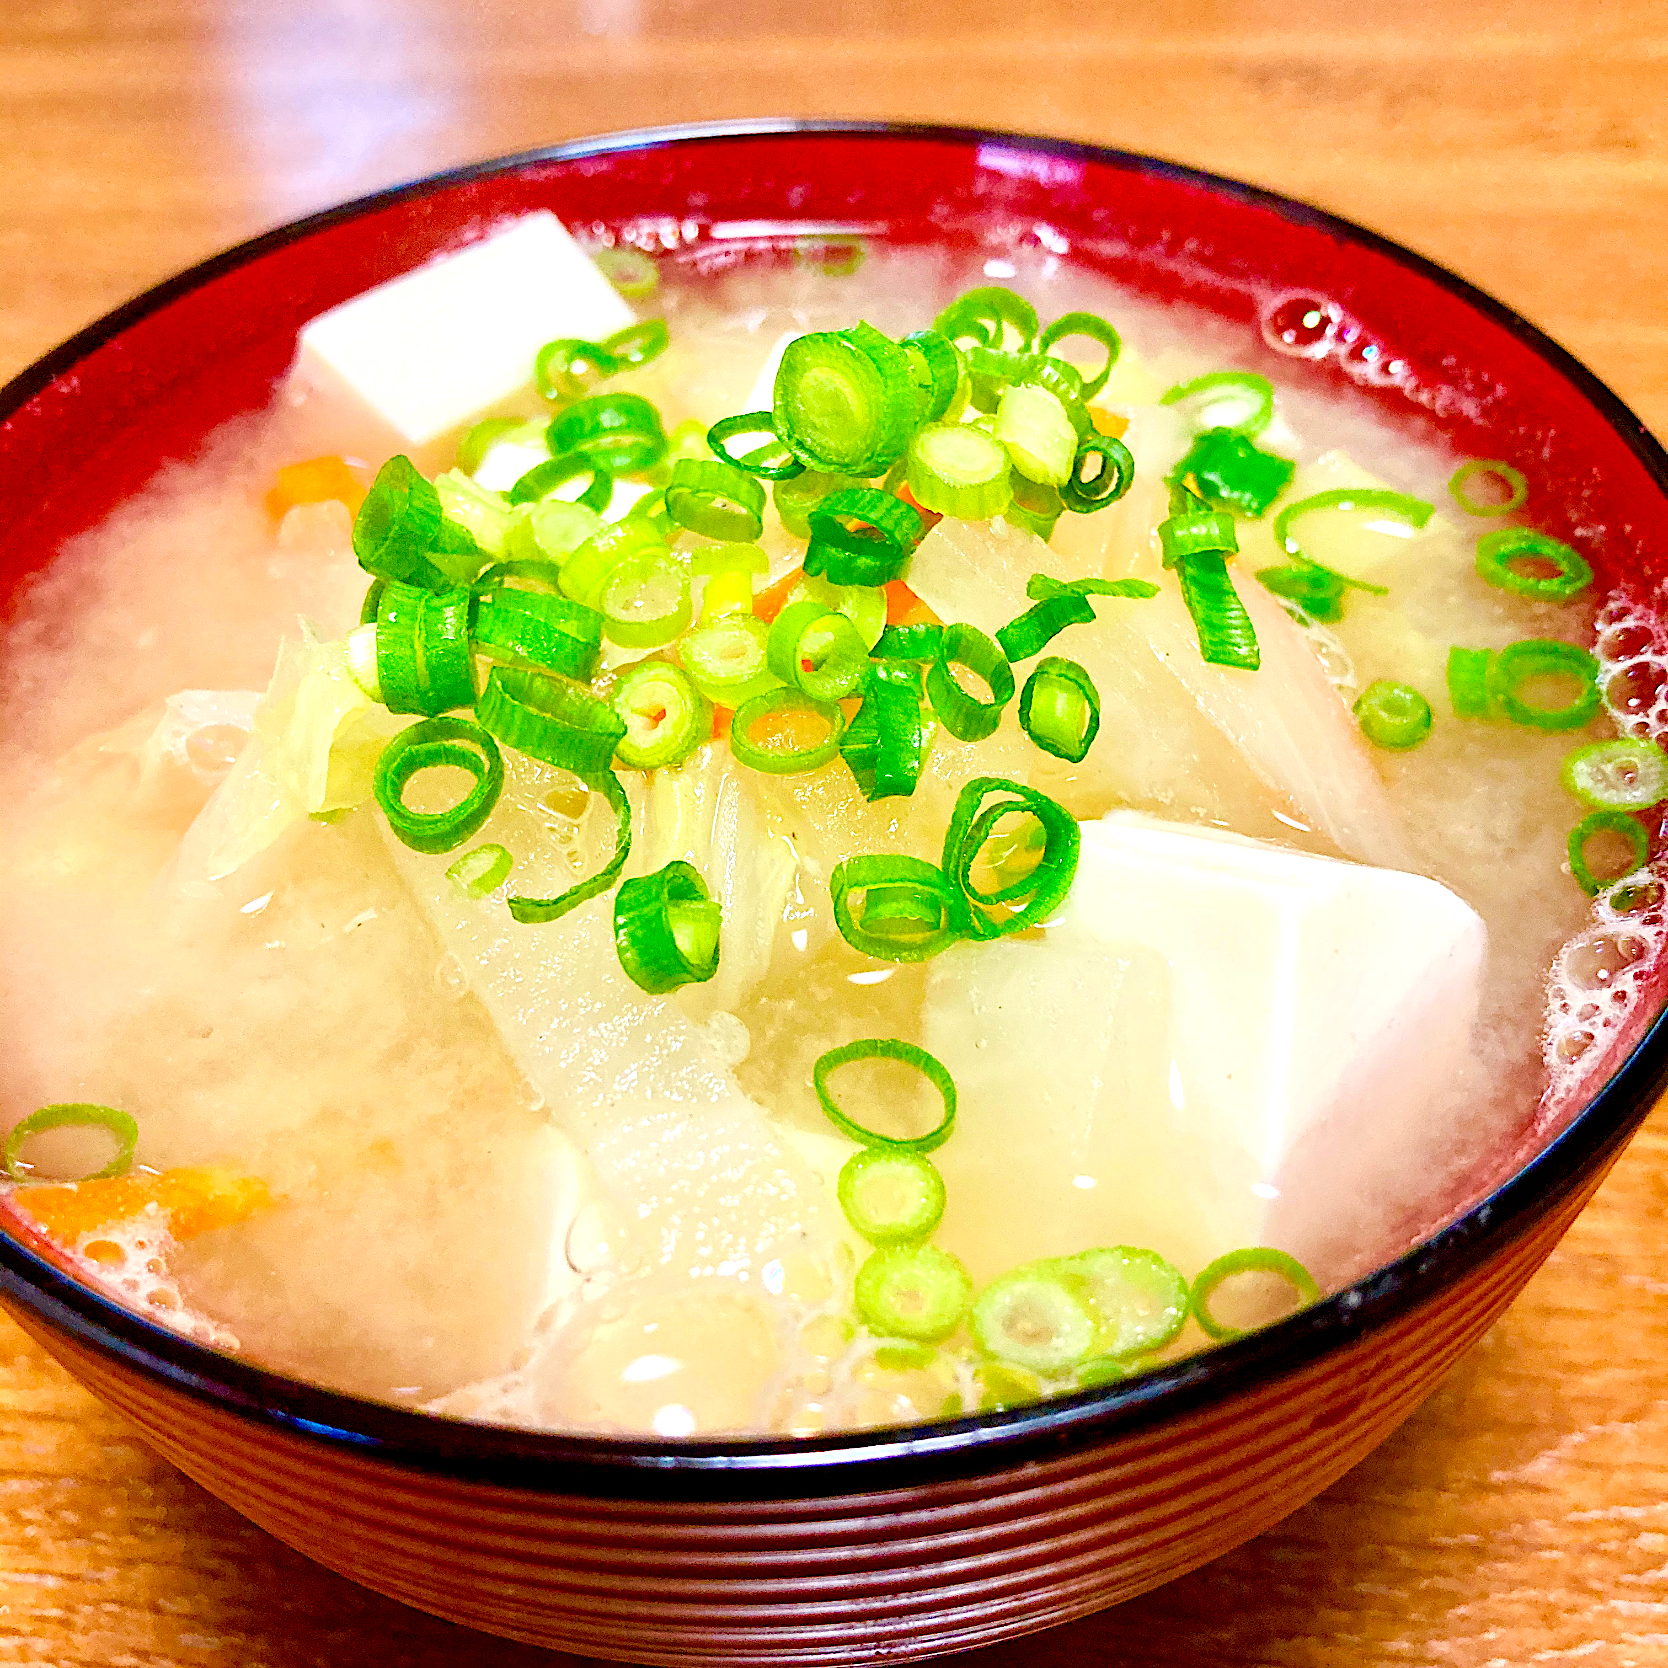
<box><xmin>4</xmin><ymin>117</ymin><xmax>1667</xmax><ymax>1503</ymax></box>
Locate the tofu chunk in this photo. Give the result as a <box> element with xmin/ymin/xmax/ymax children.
<box><xmin>924</xmin><ymin>812</ymin><xmax>1486</xmax><ymax>1284</ymax></box>
<box><xmin>289</xmin><ymin>212</ymin><xmax>633</xmax><ymax>470</ymax></box>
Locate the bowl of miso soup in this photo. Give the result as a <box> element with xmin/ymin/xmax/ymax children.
<box><xmin>3</xmin><ymin>120</ymin><xmax>1667</xmax><ymax>1662</ymax></box>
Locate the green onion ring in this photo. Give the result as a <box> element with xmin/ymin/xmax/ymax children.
<box><xmin>1568</xmin><ymin>809</ymin><xmax>1651</xmax><ymax>896</ymax></box>
<box><xmin>1019</xmin><ymin>656</ymin><xmax>1101</xmax><ymax>762</ymax></box>
<box><xmin>933</xmin><ymin>286</ymin><xmax>1039</xmax><ymax>352</ymax></box>
<box><xmin>352</xmin><ymin>454</ymin><xmax>450</xmax><ymax>591</ymax></box>
<box><xmin>1171</xmin><ymin>428</ymin><xmax>1296</xmax><ymax>520</ymax></box>
<box><xmin>534</xmin><ymin>338</ymin><xmax>619</xmax><ymax>403</ymax></box>
<box><xmin>773</xmin><ymin>328</ymin><xmax>916</xmax><ymax>477</ymax></box>
<box><xmin>1061</xmin><ymin>1245</ymin><xmax>1189</xmax><ymax>1358</ymax></box>
<box><xmin>1254</xmin><ymin>564</ymin><xmax>1349</xmax><ymax>622</ymax></box>
<box><xmin>594</xmin><ymin>246</ymin><xmax>658</xmax><ymax>299</ymax></box>
<box><xmin>1446</xmin><ymin>645</ymin><xmax>1495</xmax><ymax>718</ymax></box>
<box><xmin>1160</xmin><ymin>370</ymin><xmax>1276</xmax><ymax>437</ymax></box>
<box><xmin>899</xmin><ymin>329</ymin><xmax>964</xmax><ymax>423</ymax></box>
<box><xmin>476</xmin><ymin>664</ymin><xmax>626</xmax><ymax>782</ymax></box>
<box><xmin>679</xmin><ymin>614</ymin><xmax>777</xmax><ymax>706</ymax></box>
<box><xmin>446</xmin><ymin>842</ymin><xmax>514</xmax><ymax>899</ymax></box>
<box><xmin>664</xmin><ymin>457</ymin><xmax>767</xmax><ymax>542</ymax></box>
<box><xmin>599</xmin><ymin>318</ymin><xmax>669</xmax><ymax>370</ymax></box>
<box><xmin>375</xmin><ymin>581</ymin><xmax>477</xmax><ymax>716</ymax></box>
<box><xmin>597</xmin><ymin>552</ymin><xmax>693</xmax><ymax>649</ymax></box>
<box><xmin>373</xmin><ymin>716</ymin><xmax>505</xmax><ymax>856</ymax></box>
<box><xmin>941</xmin><ymin>776</ymin><xmax>1079</xmax><ymax>937</ymax></box>
<box><xmin>841</xmin><ymin>661</ymin><xmax>934</xmax><ymax>802</ymax></box>
<box><xmin>1061</xmin><ymin>434</ymin><xmax>1135</xmax><ymax>513</ymax></box>
<box><xmin>506</xmin><ymin>769</ymin><xmax>633</xmax><ymax>925</ymax></box>
<box><xmin>926</xmin><ymin>622</ymin><xmax>1014</xmax><ymax>742</ymax></box>
<box><xmin>766</xmin><ymin>599</ymin><xmax>868</xmax><ymax>702</ymax></box>
<box><xmin>1562</xmin><ymin>736</ymin><xmax>1668</xmax><ymax>812</ymax></box>
<box><xmin>728</xmin><ymin>687</ymin><xmax>845</xmax><ymax>774</ymax></box>
<box><xmin>854</xmin><ymin>1244</ymin><xmax>973</xmax><ymax>1343</ymax></box>
<box><xmin>1449</xmin><ymin>458</ymin><xmax>1529</xmax><ymax>517</ymax></box>
<box><xmin>470</xmin><ymin>585</ymin><xmax>603</xmax><ymax>681</ymax></box>
<box><xmin>1273</xmin><ymin>490</ymin><xmax>1432</xmax><ymax>596</ymax></box>
<box><xmin>906</xmin><ymin>422</ymin><xmax>1013</xmax><ymax>519</ymax></box>
<box><xmin>507</xmin><ymin>454</ymin><xmax>614</xmax><ymax>513</ymax></box>
<box><xmin>1352</xmin><ymin>679</ymin><xmax>1434</xmax><ymax>750</ymax></box>
<box><xmin>1037</xmin><ymin>310</ymin><xmax>1122</xmax><ymax>400</ymax></box>
<box><xmin>805</xmin><ymin>487</ymin><xmax>923</xmax><ymax>588</ymax></box>
<box><xmin>829</xmin><ymin>852</ymin><xmax>962</xmax><ymax>962</ymax></box>
<box><xmin>1488</xmin><ymin>637</ymin><xmax>1601</xmax><ymax>732</ymax></box>
<box><xmin>3</xmin><ymin>1103</ymin><xmax>140</xmax><ymax>1184</ymax></box>
<box><xmin>547</xmin><ymin>392</ymin><xmax>667</xmax><ymax>477</ymax></box>
<box><xmin>706</xmin><ymin>411</ymin><xmax>806</xmax><ymax>480</ymax></box>
<box><xmin>837</xmin><ymin>1148</ymin><xmax>946</xmax><ymax>1245</ymax></box>
<box><xmin>971</xmin><ymin>1264</ymin><xmax>1099</xmax><ymax>1373</ymax></box>
<box><xmin>611</xmin><ymin>660</ymin><xmax>712</xmax><ymax>770</ymax></box>
<box><xmin>614</xmin><ymin>859</ymin><xmax>722</xmax><ymax>993</ymax></box>
<box><xmin>873</xmin><ymin>622</ymin><xmax>945</xmax><ymax>662</ymax></box>
<box><xmin>1190</xmin><ymin>1246</ymin><xmax>1321</xmax><ymax>1340</ymax></box>
<box><xmin>813</xmin><ymin>1037</ymin><xmax>958</xmax><ymax>1154</ymax></box>
<box><xmin>1475</xmin><ymin>528</ymin><xmax>1593</xmax><ymax>603</ymax></box>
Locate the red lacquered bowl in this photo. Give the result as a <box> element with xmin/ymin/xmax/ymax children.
<box><xmin>4</xmin><ymin>121</ymin><xmax>1668</xmax><ymax>1665</ymax></box>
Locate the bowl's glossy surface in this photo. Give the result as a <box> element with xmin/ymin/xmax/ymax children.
<box><xmin>4</xmin><ymin>121</ymin><xmax>1668</xmax><ymax>1664</ymax></box>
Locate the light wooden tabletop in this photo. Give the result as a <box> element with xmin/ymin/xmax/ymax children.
<box><xmin>4</xmin><ymin>2</ymin><xmax>1667</xmax><ymax>1663</ymax></box>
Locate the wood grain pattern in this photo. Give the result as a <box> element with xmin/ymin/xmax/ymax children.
<box><xmin>2</xmin><ymin>1</ymin><xmax>1666</xmax><ymax>1662</ymax></box>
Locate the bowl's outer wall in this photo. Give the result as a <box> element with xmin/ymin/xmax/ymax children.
<box><xmin>3</xmin><ymin>125</ymin><xmax>1668</xmax><ymax>1662</ymax></box>
<box><xmin>6</xmin><ymin>1172</ymin><xmax>1602</xmax><ymax>1664</ymax></box>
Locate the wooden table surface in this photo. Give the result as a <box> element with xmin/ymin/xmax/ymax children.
<box><xmin>3</xmin><ymin>2</ymin><xmax>1667</xmax><ymax>1663</ymax></box>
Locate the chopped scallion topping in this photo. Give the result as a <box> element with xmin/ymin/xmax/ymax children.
<box><xmin>1036</xmin><ymin>310</ymin><xmax>1121</xmax><ymax>401</ymax></box>
<box><xmin>1475</xmin><ymin>528</ymin><xmax>1593</xmax><ymax>603</ymax></box>
<box><xmin>1190</xmin><ymin>1246</ymin><xmax>1320</xmax><ymax>1340</ymax></box>
<box><xmin>941</xmin><ymin>777</ymin><xmax>1079</xmax><ymax>939</ymax></box>
<box><xmin>1060</xmin><ymin>434</ymin><xmax>1134</xmax><ymax>513</ymax></box>
<box><xmin>1488</xmin><ymin>638</ymin><xmax>1600</xmax><ymax>732</ymax></box>
<box><xmin>3</xmin><ymin>1104</ymin><xmax>140</xmax><ymax>1184</ymax></box>
<box><xmin>804</xmin><ymin>487</ymin><xmax>923</xmax><ymax>588</ymax></box>
<box><xmin>547</xmin><ymin>392</ymin><xmax>668</xmax><ymax>477</ymax></box>
<box><xmin>1568</xmin><ymin>809</ymin><xmax>1651</xmax><ymax>896</ymax></box>
<box><xmin>1561</xmin><ymin>736</ymin><xmax>1668</xmax><ymax>813</ymax></box>
<box><xmin>505</xmin><ymin>770</ymin><xmax>633</xmax><ymax>925</ymax></box>
<box><xmin>1170</xmin><ymin>427</ymin><xmax>1296</xmax><ymax>519</ymax></box>
<box><xmin>1019</xmin><ymin>656</ymin><xmax>1101</xmax><ymax>762</ymax></box>
<box><xmin>1449</xmin><ymin>458</ymin><xmax>1528</xmax><ymax>517</ymax></box>
<box><xmin>837</xmin><ymin>1148</ymin><xmax>946</xmax><ymax>1245</ymax></box>
<box><xmin>593</xmin><ymin>246</ymin><xmax>659</xmax><ymax>299</ymax></box>
<box><xmin>375</xmin><ymin>582</ymin><xmax>477</xmax><ymax>715</ymax></box>
<box><xmin>841</xmin><ymin>662</ymin><xmax>934</xmax><ymax>801</ymax></box>
<box><xmin>1160</xmin><ymin>370</ymin><xmax>1276</xmax><ymax>437</ymax></box>
<box><xmin>446</xmin><ymin>842</ymin><xmax>513</xmax><ymax>899</ymax></box>
<box><xmin>813</xmin><ymin>1037</ymin><xmax>958</xmax><ymax>1153</ymax></box>
<box><xmin>613</xmin><ymin>860</ymin><xmax>722</xmax><ymax>992</ymax></box>
<box><xmin>925</xmin><ymin>622</ymin><xmax>1014</xmax><ymax>742</ymax></box>
<box><xmin>373</xmin><ymin>716</ymin><xmax>505</xmax><ymax>856</ymax></box>
<box><xmin>1446</xmin><ymin>645</ymin><xmax>1495</xmax><ymax>718</ymax></box>
<box><xmin>972</xmin><ymin>1264</ymin><xmax>1099</xmax><ymax>1373</ymax></box>
<box><xmin>766</xmin><ymin>599</ymin><xmax>869</xmax><ymax>702</ymax></box>
<box><xmin>610</xmin><ymin>661</ymin><xmax>711</xmax><ymax>770</ymax></box>
<box><xmin>1353</xmin><ymin>679</ymin><xmax>1434</xmax><ymax>750</ymax></box>
<box><xmin>727</xmin><ymin>687</ymin><xmax>845</xmax><ymax>774</ymax></box>
<box><xmin>829</xmin><ymin>852</ymin><xmax>962</xmax><ymax>961</ymax></box>
<box><xmin>906</xmin><ymin>422</ymin><xmax>1013</xmax><ymax>519</ymax></box>
<box><xmin>854</xmin><ymin>1244</ymin><xmax>972</xmax><ymax>1343</ymax></box>
<box><xmin>1061</xmin><ymin>1246</ymin><xmax>1189</xmax><ymax>1358</ymax></box>
<box><xmin>706</xmin><ymin>411</ymin><xmax>805</xmax><ymax>480</ymax></box>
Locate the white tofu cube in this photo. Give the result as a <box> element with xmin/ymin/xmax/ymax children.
<box><xmin>924</xmin><ymin>812</ymin><xmax>1486</xmax><ymax>1283</ymax></box>
<box><xmin>289</xmin><ymin>212</ymin><xmax>634</xmax><ymax>470</ymax></box>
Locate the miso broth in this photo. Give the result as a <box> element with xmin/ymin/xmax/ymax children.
<box><xmin>0</xmin><ymin>229</ymin><xmax>1647</xmax><ymax>1436</ymax></box>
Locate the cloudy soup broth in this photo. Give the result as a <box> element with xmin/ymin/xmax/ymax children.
<box><xmin>0</xmin><ymin>221</ymin><xmax>1643</xmax><ymax>1436</ymax></box>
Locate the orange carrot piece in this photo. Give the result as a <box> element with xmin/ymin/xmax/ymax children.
<box><xmin>753</xmin><ymin>566</ymin><xmax>804</xmax><ymax>624</ymax></box>
<box><xmin>14</xmin><ymin>1167</ymin><xmax>273</xmax><ymax>1246</ymax></box>
<box><xmin>884</xmin><ymin>580</ymin><xmax>940</xmax><ymax>628</ymax></box>
<box><xmin>1089</xmin><ymin>408</ymin><xmax>1129</xmax><ymax>439</ymax></box>
<box><xmin>266</xmin><ymin>455</ymin><xmax>366</xmax><ymax>519</ymax></box>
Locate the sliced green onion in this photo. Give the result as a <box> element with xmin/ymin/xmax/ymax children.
<box><xmin>1475</xmin><ymin>528</ymin><xmax>1594</xmax><ymax>603</ymax></box>
<box><xmin>829</xmin><ymin>852</ymin><xmax>962</xmax><ymax>961</ymax></box>
<box><xmin>841</xmin><ymin>661</ymin><xmax>934</xmax><ymax>802</ymax></box>
<box><xmin>1191</xmin><ymin>1247</ymin><xmax>1320</xmax><ymax>1340</ymax></box>
<box><xmin>447</xmin><ymin>842</ymin><xmax>513</xmax><ymax>899</ymax></box>
<box><xmin>510</xmin><ymin>499</ymin><xmax>605</xmax><ymax>565</ymax></box>
<box><xmin>766</xmin><ymin>599</ymin><xmax>868</xmax><ymax>702</ymax></box>
<box><xmin>456</xmin><ymin>416</ymin><xmax>527</xmax><ymax>475</ymax></box>
<box><xmin>1037</xmin><ymin>311</ymin><xmax>1121</xmax><ymax>401</ymax></box>
<box><xmin>593</xmin><ymin>246</ymin><xmax>658</xmax><ymax>298</ymax></box>
<box><xmin>1488</xmin><ymin>638</ymin><xmax>1600</xmax><ymax>732</ymax></box>
<box><xmin>597</xmin><ymin>553</ymin><xmax>692</xmax><ymax>649</ymax></box>
<box><xmin>854</xmin><ymin>1244</ymin><xmax>972</xmax><ymax>1343</ymax></box>
<box><xmin>773</xmin><ymin>327</ymin><xmax>916</xmax><ymax>477</ymax></box>
<box><xmin>773</xmin><ymin>468</ymin><xmax>861</xmax><ymax>539</ymax></box>
<box><xmin>506</xmin><ymin>769</ymin><xmax>632</xmax><ymax>925</ymax></box>
<box><xmin>971</xmin><ymin>1263</ymin><xmax>1099</xmax><ymax>1373</ymax></box>
<box><xmin>3</xmin><ymin>1104</ymin><xmax>139</xmax><ymax>1184</ymax></box>
<box><xmin>344</xmin><ymin>621</ymin><xmax>380</xmax><ymax>698</ymax></box>
<box><xmin>873</xmin><ymin>621</ymin><xmax>945</xmax><ymax>662</ymax></box>
<box><xmin>941</xmin><ymin>777</ymin><xmax>1079</xmax><ymax>939</ymax></box>
<box><xmin>535</xmin><ymin>338</ymin><xmax>618</xmax><ymax>403</ymax></box>
<box><xmin>961</xmin><ymin>343</ymin><xmax>1038</xmax><ymax>413</ymax></box>
<box><xmin>1353</xmin><ymin>679</ymin><xmax>1433</xmax><ymax>750</ymax></box>
<box><xmin>1274</xmin><ymin>490</ymin><xmax>1430</xmax><ymax>597</ymax></box>
<box><xmin>359</xmin><ymin>577</ymin><xmax>386</xmax><ymax>626</ymax></box>
<box><xmin>507</xmin><ymin>454</ymin><xmax>613</xmax><ymax>513</ymax></box>
<box><xmin>1060</xmin><ymin>1246</ymin><xmax>1188</xmax><ymax>1358</ymax></box>
<box><xmin>899</xmin><ymin>329</ymin><xmax>964</xmax><ymax>424</ymax></box>
<box><xmin>705</xmin><ymin>411</ymin><xmax>805</xmax><ymax>481</ymax></box>
<box><xmin>1016</xmin><ymin>355</ymin><xmax>1090</xmax><ymax>429</ymax></box>
<box><xmin>1562</xmin><ymin>736</ymin><xmax>1668</xmax><ymax>812</ymax></box>
<box><xmin>905</xmin><ymin>422</ymin><xmax>1013</xmax><ymax>518</ymax></box>
<box><xmin>1449</xmin><ymin>458</ymin><xmax>1528</xmax><ymax>517</ymax></box>
<box><xmin>837</xmin><ymin>1149</ymin><xmax>946</xmax><ymax>1246</ymax></box>
<box><xmin>599</xmin><ymin>318</ymin><xmax>669</xmax><ymax>370</ymax></box>
<box><xmin>1028</xmin><ymin>574</ymin><xmax>1160</xmax><ymax>604</ymax></box>
<box><xmin>1255</xmin><ymin>564</ymin><xmax>1349</xmax><ymax>622</ymax></box>
<box><xmin>679</xmin><ymin>614</ymin><xmax>777</xmax><ymax>706</ymax></box>
<box><xmin>1160</xmin><ymin>370</ymin><xmax>1275</xmax><ymax>437</ymax></box>
<box><xmin>1019</xmin><ymin>656</ymin><xmax>1100</xmax><ymax>762</ymax></box>
<box><xmin>471</xmin><ymin>586</ymin><xmax>603</xmax><ymax>681</ymax></box>
<box><xmin>804</xmin><ymin>487</ymin><xmax>923</xmax><ymax>588</ymax></box>
<box><xmin>995</xmin><ymin>575</ymin><xmax>1156</xmax><ymax>663</ymax></box>
<box><xmin>926</xmin><ymin>622</ymin><xmax>1014</xmax><ymax>742</ymax></box>
<box><xmin>614</xmin><ymin>859</ymin><xmax>722</xmax><ymax>992</ymax></box>
<box><xmin>373</xmin><ymin>716</ymin><xmax>504</xmax><ymax>855</ymax></box>
<box><xmin>476</xmin><ymin>664</ymin><xmax>625</xmax><ymax>782</ymax></box>
<box><xmin>789</xmin><ymin>572</ymin><xmax>887</xmax><ymax>650</ymax></box>
<box><xmin>1060</xmin><ymin>434</ymin><xmax>1134</xmax><ymax>513</ymax></box>
<box><xmin>547</xmin><ymin>392</ymin><xmax>667</xmax><ymax>477</ymax></box>
<box><xmin>1171</xmin><ymin>428</ymin><xmax>1296</xmax><ymax>520</ymax></box>
<box><xmin>375</xmin><ymin>581</ymin><xmax>477</xmax><ymax>715</ymax></box>
<box><xmin>813</xmin><ymin>1037</ymin><xmax>957</xmax><ymax>1153</ymax></box>
<box><xmin>1447</xmin><ymin>646</ymin><xmax>1495</xmax><ymax>718</ymax></box>
<box><xmin>558</xmin><ymin>517</ymin><xmax>669</xmax><ymax>610</ymax></box>
<box><xmin>691</xmin><ymin>542</ymin><xmax>770</xmax><ymax>580</ymax></box>
<box><xmin>1175</xmin><ymin>550</ymin><xmax>1261</xmax><ymax>672</ymax></box>
<box><xmin>995</xmin><ymin>384</ymin><xmax>1077</xmax><ymax>487</ymax></box>
<box><xmin>664</xmin><ymin>457</ymin><xmax>767</xmax><ymax>542</ymax></box>
<box><xmin>1569</xmin><ymin>809</ymin><xmax>1651</xmax><ymax>896</ymax></box>
<box><xmin>933</xmin><ymin>286</ymin><xmax>1038</xmax><ymax>353</ymax></box>
<box><xmin>1006</xmin><ymin>474</ymin><xmax>1064</xmax><ymax>541</ymax></box>
<box><xmin>728</xmin><ymin>687</ymin><xmax>845</xmax><ymax>774</ymax></box>
<box><xmin>796</xmin><ymin>234</ymin><xmax>866</xmax><ymax>277</ymax></box>
<box><xmin>611</xmin><ymin>660</ymin><xmax>711</xmax><ymax>769</ymax></box>
<box><xmin>353</xmin><ymin>455</ymin><xmax>449</xmax><ymax>590</ymax></box>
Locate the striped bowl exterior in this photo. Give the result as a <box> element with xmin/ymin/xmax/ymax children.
<box><xmin>3</xmin><ymin>1169</ymin><xmax>1600</xmax><ymax>1665</ymax></box>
